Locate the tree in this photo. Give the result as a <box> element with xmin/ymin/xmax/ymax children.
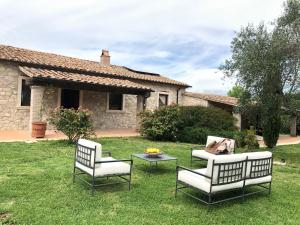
<box><xmin>227</xmin><ymin>85</ymin><xmax>245</xmax><ymax>99</ymax></box>
<box><xmin>220</xmin><ymin>0</ymin><xmax>300</xmax><ymax>148</ymax></box>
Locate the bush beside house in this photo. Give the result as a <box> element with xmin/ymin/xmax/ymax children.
<box><xmin>49</xmin><ymin>108</ymin><xmax>95</xmax><ymax>142</ymax></box>
<box><xmin>140</xmin><ymin>105</ymin><xmax>259</xmax><ymax>149</ymax></box>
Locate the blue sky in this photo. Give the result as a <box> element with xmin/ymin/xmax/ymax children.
<box><xmin>0</xmin><ymin>0</ymin><xmax>285</xmax><ymax>94</ymax></box>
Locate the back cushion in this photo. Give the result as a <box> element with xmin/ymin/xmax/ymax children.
<box><xmin>206</xmin><ymin>154</ymin><xmax>246</xmax><ymax>184</ymax></box>
<box><xmin>77</xmin><ymin>139</ymin><xmax>102</xmax><ymax>167</ymax></box>
<box><xmin>243</xmin><ymin>151</ymin><xmax>272</xmax><ymax>178</ymax></box>
<box><xmin>206</xmin><ymin>136</ymin><xmax>235</xmax><ymax>153</ymax></box>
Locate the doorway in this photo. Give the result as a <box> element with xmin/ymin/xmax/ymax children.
<box><xmin>61</xmin><ymin>89</ymin><xmax>80</xmax><ymax>109</ymax></box>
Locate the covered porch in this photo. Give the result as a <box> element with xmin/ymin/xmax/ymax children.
<box><xmin>20</xmin><ymin>66</ymin><xmax>152</xmax><ymax>132</ymax></box>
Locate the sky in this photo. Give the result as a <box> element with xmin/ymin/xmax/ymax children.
<box><xmin>0</xmin><ymin>0</ymin><xmax>285</xmax><ymax>95</ymax></box>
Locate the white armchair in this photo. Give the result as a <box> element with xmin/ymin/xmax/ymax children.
<box><xmin>73</xmin><ymin>139</ymin><xmax>133</xmax><ymax>194</ymax></box>
<box><xmin>191</xmin><ymin>136</ymin><xmax>236</xmax><ymax>165</ymax></box>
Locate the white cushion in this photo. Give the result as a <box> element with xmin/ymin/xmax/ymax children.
<box><xmin>192</xmin><ymin>150</ymin><xmax>214</xmax><ymax>160</ymax></box>
<box><xmin>76</xmin><ymin>157</ymin><xmax>131</xmax><ymax>177</ymax></box>
<box><xmin>178</xmin><ymin>168</ymin><xmax>244</xmax><ymax>193</ymax></box>
<box><xmin>206</xmin><ymin>154</ymin><xmax>247</xmax><ymax>184</ymax></box>
<box><xmin>242</xmin><ymin>151</ymin><xmax>272</xmax><ymax>178</ymax></box>
<box><xmin>245</xmin><ymin>175</ymin><xmax>272</xmax><ymax>186</ymax></box>
<box><xmin>78</xmin><ymin>139</ymin><xmax>102</xmax><ymax>166</ymax></box>
<box><xmin>206</xmin><ymin>136</ymin><xmax>235</xmax><ymax>153</ymax></box>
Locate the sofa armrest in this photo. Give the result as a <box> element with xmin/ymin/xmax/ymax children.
<box><xmin>176</xmin><ymin>165</ymin><xmax>211</xmax><ymax>179</ymax></box>
<box><xmin>102</xmin><ymin>151</ymin><xmax>112</xmax><ymax>157</ymax></box>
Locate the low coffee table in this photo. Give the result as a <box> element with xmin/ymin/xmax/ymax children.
<box><xmin>131</xmin><ymin>153</ymin><xmax>178</xmax><ymax>174</ymax></box>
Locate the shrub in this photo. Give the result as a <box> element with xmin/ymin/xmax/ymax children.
<box><xmin>140</xmin><ymin>105</ymin><xmax>238</xmax><ymax>143</ymax></box>
<box><xmin>280</xmin><ymin>115</ymin><xmax>290</xmax><ymax>134</ymax></box>
<box><xmin>49</xmin><ymin>107</ymin><xmax>94</xmax><ymax>143</ymax></box>
<box><xmin>178</xmin><ymin>127</ymin><xmax>241</xmax><ymax>144</ymax></box>
<box><xmin>177</xmin><ymin>127</ymin><xmax>211</xmax><ymax>144</ymax></box>
<box><xmin>178</xmin><ymin>106</ymin><xmax>237</xmax><ymax>131</ymax></box>
<box><xmin>234</xmin><ymin>129</ymin><xmax>259</xmax><ymax>150</ymax></box>
<box><xmin>139</xmin><ymin>105</ymin><xmax>180</xmax><ymax>141</ymax></box>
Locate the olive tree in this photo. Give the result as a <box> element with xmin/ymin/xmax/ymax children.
<box><xmin>220</xmin><ymin>0</ymin><xmax>300</xmax><ymax>148</ymax></box>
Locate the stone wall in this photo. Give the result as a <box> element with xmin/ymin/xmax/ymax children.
<box><xmin>0</xmin><ymin>62</ymin><xmax>30</xmax><ymax>130</ymax></box>
<box><xmin>181</xmin><ymin>94</ymin><xmax>209</xmax><ymax>107</ymax></box>
<box><xmin>135</xmin><ymin>81</ymin><xmax>186</xmax><ymax>110</ymax></box>
<box><xmin>82</xmin><ymin>91</ymin><xmax>137</xmax><ymax>129</ymax></box>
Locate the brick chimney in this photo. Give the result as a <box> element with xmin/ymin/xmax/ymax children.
<box><xmin>100</xmin><ymin>49</ymin><xmax>110</xmax><ymax>65</ymax></box>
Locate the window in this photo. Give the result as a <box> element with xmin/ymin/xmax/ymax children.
<box><xmin>158</xmin><ymin>94</ymin><xmax>168</xmax><ymax>107</ymax></box>
<box><xmin>108</xmin><ymin>93</ymin><xmax>123</xmax><ymax>111</ymax></box>
<box><xmin>20</xmin><ymin>78</ymin><xmax>31</xmax><ymax>106</ymax></box>
<box><xmin>61</xmin><ymin>89</ymin><xmax>80</xmax><ymax>109</ymax></box>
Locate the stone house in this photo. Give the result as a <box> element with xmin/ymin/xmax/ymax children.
<box><xmin>0</xmin><ymin>45</ymin><xmax>190</xmax><ymax>131</ymax></box>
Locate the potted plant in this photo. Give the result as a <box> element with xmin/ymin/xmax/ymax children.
<box><xmin>31</xmin><ymin>88</ymin><xmax>47</xmax><ymax>138</ymax></box>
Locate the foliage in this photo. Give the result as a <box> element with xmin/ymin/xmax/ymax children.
<box><xmin>49</xmin><ymin>107</ymin><xmax>94</xmax><ymax>142</ymax></box>
<box><xmin>261</xmin><ymin>71</ymin><xmax>282</xmax><ymax>148</ymax></box>
<box><xmin>227</xmin><ymin>85</ymin><xmax>245</xmax><ymax>99</ymax></box>
<box><xmin>178</xmin><ymin>106</ymin><xmax>237</xmax><ymax>131</ymax></box>
<box><xmin>220</xmin><ymin>0</ymin><xmax>300</xmax><ymax>147</ymax></box>
<box><xmin>234</xmin><ymin>129</ymin><xmax>259</xmax><ymax>150</ymax></box>
<box><xmin>178</xmin><ymin>127</ymin><xmax>211</xmax><ymax>144</ymax></box>
<box><xmin>0</xmin><ymin>138</ymin><xmax>300</xmax><ymax>225</ymax></box>
<box><xmin>140</xmin><ymin>105</ymin><xmax>237</xmax><ymax>143</ymax></box>
<box><xmin>178</xmin><ymin>127</ymin><xmax>239</xmax><ymax>145</ymax></box>
<box><xmin>280</xmin><ymin>114</ymin><xmax>291</xmax><ymax>134</ymax></box>
<box><xmin>139</xmin><ymin>105</ymin><xmax>180</xmax><ymax>141</ymax></box>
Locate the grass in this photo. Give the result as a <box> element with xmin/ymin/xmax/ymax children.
<box><xmin>0</xmin><ymin>137</ymin><xmax>299</xmax><ymax>225</ymax></box>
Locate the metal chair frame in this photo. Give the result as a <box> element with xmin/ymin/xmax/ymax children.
<box><xmin>176</xmin><ymin>156</ymin><xmax>273</xmax><ymax>205</ymax></box>
<box><xmin>73</xmin><ymin>143</ymin><xmax>133</xmax><ymax>194</ymax></box>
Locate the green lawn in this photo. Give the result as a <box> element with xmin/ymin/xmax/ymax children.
<box><xmin>0</xmin><ymin>137</ymin><xmax>299</xmax><ymax>225</ymax></box>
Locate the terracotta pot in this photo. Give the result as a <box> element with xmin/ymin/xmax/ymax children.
<box><xmin>32</xmin><ymin>122</ymin><xmax>47</xmax><ymax>138</ymax></box>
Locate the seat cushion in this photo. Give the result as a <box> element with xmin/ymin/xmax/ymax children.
<box><xmin>245</xmin><ymin>175</ymin><xmax>272</xmax><ymax>186</ymax></box>
<box><xmin>192</xmin><ymin>150</ymin><xmax>214</xmax><ymax>160</ymax></box>
<box><xmin>76</xmin><ymin>157</ymin><xmax>131</xmax><ymax>177</ymax></box>
<box><xmin>178</xmin><ymin>168</ymin><xmax>244</xmax><ymax>193</ymax></box>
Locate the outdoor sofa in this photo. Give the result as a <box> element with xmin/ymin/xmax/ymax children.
<box><xmin>190</xmin><ymin>136</ymin><xmax>236</xmax><ymax>165</ymax></box>
<box><xmin>73</xmin><ymin>139</ymin><xmax>133</xmax><ymax>194</ymax></box>
<box><xmin>176</xmin><ymin>151</ymin><xmax>273</xmax><ymax>205</ymax></box>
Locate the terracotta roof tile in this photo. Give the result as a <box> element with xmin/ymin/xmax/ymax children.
<box><xmin>0</xmin><ymin>44</ymin><xmax>189</xmax><ymax>87</ymax></box>
<box><xmin>183</xmin><ymin>92</ymin><xmax>238</xmax><ymax>106</ymax></box>
<box><xmin>19</xmin><ymin>66</ymin><xmax>153</xmax><ymax>92</ymax></box>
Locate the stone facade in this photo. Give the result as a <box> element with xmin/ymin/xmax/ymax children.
<box><xmin>182</xmin><ymin>94</ymin><xmax>209</xmax><ymax>107</ymax></box>
<box><xmin>82</xmin><ymin>91</ymin><xmax>138</xmax><ymax>129</ymax></box>
<box><xmin>135</xmin><ymin>81</ymin><xmax>186</xmax><ymax>110</ymax></box>
<box><xmin>0</xmin><ymin>62</ymin><xmax>30</xmax><ymax>130</ymax></box>
<box><xmin>0</xmin><ymin>61</ymin><xmax>186</xmax><ymax>131</ymax></box>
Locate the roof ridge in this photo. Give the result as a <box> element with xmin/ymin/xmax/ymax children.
<box><xmin>0</xmin><ymin>44</ymin><xmax>163</xmax><ymax>78</ymax></box>
<box><xmin>0</xmin><ymin>44</ymin><xmax>190</xmax><ymax>87</ymax></box>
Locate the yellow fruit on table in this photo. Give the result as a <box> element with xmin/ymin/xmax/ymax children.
<box><xmin>146</xmin><ymin>148</ymin><xmax>160</xmax><ymax>154</ymax></box>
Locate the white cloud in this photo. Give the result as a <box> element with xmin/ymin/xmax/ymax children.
<box><xmin>177</xmin><ymin>69</ymin><xmax>236</xmax><ymax>95</ymax></box>
<box><xmin>0</xmin><ymin>0</ymin><xmax>285</xmax><ymax>94</ymax></box>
